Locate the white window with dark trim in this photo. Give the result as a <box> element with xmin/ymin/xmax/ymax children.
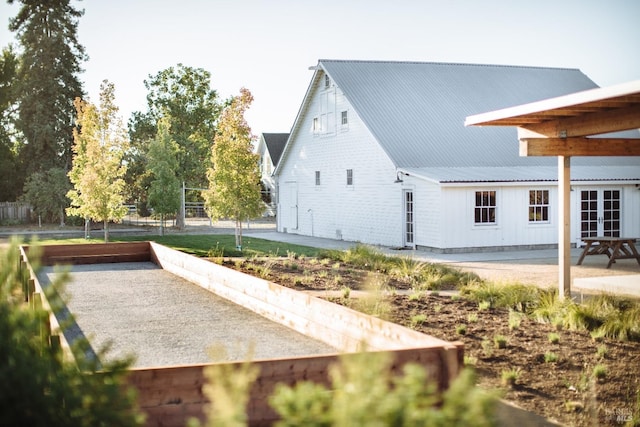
<box><xmin>315</xmin><ymin>171</ymin><xmax>321</xmax><ymax>186</ymax></box>
<box><xmin>474</xmin><ymin>190</ymin><xmax>496</xmax><ymax>224</ymax></box>
<box><xmin>346</xmin><ymin>169</ymin><xmax>353</xmax><ymax>186</ymax></box>
<box><xmin>312</xmin><ymin>117</ymin><xmax>320</xmax><ymax>134</ymax></box>
<box><xmin>341</xmin><ymin>110</ymin><xmax>348</xmax><ymax>127</ymax></box>
<box><xmin>529</xmin><ymin>190</ymin><xmax>549</xmax><ymax>223</ymax></box>
<box><xmin>324</xmin><ymin>74</ymin><xmax>331</xmax><ymax>88</ymax></box>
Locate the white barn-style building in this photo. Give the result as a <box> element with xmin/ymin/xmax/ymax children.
<box><xmin>274</xmin><ymin>60</ymin><xmax>640</xmax><ymax>252</ymax></box>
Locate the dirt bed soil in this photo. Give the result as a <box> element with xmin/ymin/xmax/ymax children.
<box><xmin>222</xmin><ymin>255</ymin><xmax>640</xmax><ymax>427</ymax></box>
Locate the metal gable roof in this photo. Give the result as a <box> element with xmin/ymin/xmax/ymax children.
<box><xmin>262</xmin><ymin>133</ymin><xmax>288</xmax><ymax>167</ymax></box>
<box><xmin>401</xmin><ymin>166</ymin><xmax>640</xmax><ymax>184</ymax></box>
<box><xmin>319</xmin><ymin>59</ymin><xmax>640</xmax><ymax>170</ymax></box>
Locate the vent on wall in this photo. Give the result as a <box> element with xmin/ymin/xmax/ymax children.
<box><xmin>336</xmin><ymin>229</ymin><xmax>342</xmax><ymax>240</ymax></box>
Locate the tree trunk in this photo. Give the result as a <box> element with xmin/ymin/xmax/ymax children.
<box><xmin>159</xmin><ymin>213</ymin><xmax>164</xmax><ymax>236</ymax></box>
<box><xmin>104</xmin><ymin>219</ymin><xmax>109</xmax><ymax>242</ymax></box>
<box><xmin>84</xmin><ymin>218</ymin><xmax>90</xmax><ymax>239</ymax></box>
<box><xmin>235</xmin><ymin>218</ymin><xmax>243</xmax><ymax>250</ymax></box>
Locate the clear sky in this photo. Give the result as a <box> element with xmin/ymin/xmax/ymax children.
<box><xmin>1</xmin><ymin>0</ymin><xmax>639</xmax><ymax>137</ymax></box>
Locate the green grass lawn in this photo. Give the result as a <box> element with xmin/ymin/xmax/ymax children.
<box><xmin>33</xmin><ymin>234</ymin><xmax>322</xmax><ymax>258</ymax></box>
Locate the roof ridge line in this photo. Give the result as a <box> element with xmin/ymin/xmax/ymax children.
<box><xmin>317</xmin><ymin>59</ymin><xmax>580</xmax><ymax>72</ymax></box>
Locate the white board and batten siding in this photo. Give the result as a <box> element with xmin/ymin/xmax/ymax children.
<box><xmin>432</xmin><ymin>186</ymin><xmax>558</xmax><ymax>250</ymax></box>
<box><xmin>277</xmin><ymin>80</ymin><xmax>404</xmax><ymax>247</ymax></box>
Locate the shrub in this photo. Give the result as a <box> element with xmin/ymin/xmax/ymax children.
<box><xmin>501</xmin><ymin>367</ymin><xmax>521</xmax><ymax>387</ymax></box>
<box><xmin>268</xmin><ymin>352</ymin><xmax>498</xmax><ymax>427</ymax></box>
<box><xmin>508</xmin><ymin>310</ymin><xmax>522</xmax><ymax>330</ymax></box>
<box><xmin>456</xmin><ymin>324</ymin><xmax>467</xmax><ymax>335</ymax></box>
<box><xmin>544</xmin><ymin>352</ymin><xmax>559</xmax><ymax>363</ymax></box>
<box><xmin>494</xmin><ymin>335</ymin><xmax>508</xmax><ymax>349</ymax></box>
<box><xmin>592</xmin><ymin>364</ymin><xmax>607</xmax><ymax>380</ymax></box>
<box><xmin>548</xmin><ymin>332</ymin><xmax>560</xmax><ymax>344</ymax></box>
<box><xmin>0</xmin><ymin>239</ymin><xmax>143</xmax><ymax>426</ymax></box>
<box><xmin>410</xmin><ymin>313</ymin><xmax>427</xmax><ymax>328</ymax></box>
<box><xmin>596</xmin><ymin>345</ymin><xmax>608</xmax><ymax>359</ymax></box>
<box><xmin>207</xmin><ymin>242</ymin><xmax>224</xmax><ymax>263</ymax></box>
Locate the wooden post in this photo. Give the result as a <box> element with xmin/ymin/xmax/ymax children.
<box><xmin>558</xmin><ymin>155</ymin><xmax>571</xmax><ymax>299</ymax></box>
<box><xmin>28</xmin><ymin>278</ymin><xmax>35</xmax><ymax>302</ymax></box>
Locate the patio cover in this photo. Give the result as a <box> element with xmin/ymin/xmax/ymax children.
<box><xmin>465</xmin><ymin>80</ymin><xmax>640</xmax><ymax>298</ymax></box>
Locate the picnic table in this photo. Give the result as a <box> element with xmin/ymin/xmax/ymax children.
<box><xmin>576</xmin><ymin>237</ymin><xmax>640</xmax><ymax>269</ymax></box>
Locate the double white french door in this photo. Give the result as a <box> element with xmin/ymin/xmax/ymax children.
<box><xmin>580</xmin><ymin>189</ymin><xmax>621</xmax><ymax>239</ymax></box>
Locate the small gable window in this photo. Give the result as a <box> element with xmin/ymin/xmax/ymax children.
<box><xmin>346</xmin><ymin>169</ymin><xmax>353</xmax><ymax>186</ymax></box>
<box><xmin>324</xmin><ymin>74</ymin><xmax>331</xmax><ymax>89</ymax></box>
<box><xmin>341</xmin><ymin>110</ymin><xmax>348</xmax><ymax>126</ymax></box>
<box><xmin>313</xmin><ymin>117</ymin><xmax>320</xmax><ymax>134</ymax></box>
<box><xmin>315</xmin><ymin>171</ymin><xmax>321</xmax><ymax>186</ymax></box>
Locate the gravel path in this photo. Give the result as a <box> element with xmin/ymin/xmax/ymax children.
<box><xmin>38</xmin><ymin>262</ymin><xmax>337</xmax><ymax>368</ymax></box>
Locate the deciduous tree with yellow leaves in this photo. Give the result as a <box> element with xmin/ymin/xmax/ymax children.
<box><xmin>204</xmin><ymin>88</ymin><xmax>264</xmax><ymax>249</ymax></box>
<box><xmin>66</xmin><ymin>80</ymin><xmax>128</xmax><ymax>242</ymax></box>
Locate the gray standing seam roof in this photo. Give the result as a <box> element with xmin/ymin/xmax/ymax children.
<box><xmin>318</xmin><ymin>60</ymin><xmax>640</xmax><ymax>172</ymax></box>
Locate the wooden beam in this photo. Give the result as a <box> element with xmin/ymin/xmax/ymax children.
<box><xmin>521</xmin><ymin>104</ymin><xmax>640</xmax><ymax>137</ymax></box>
<box><xmin>558</xmin><ymin>156</ymin><xmax>571</xmax><ymax>300</ymax></box>
<box><xmin>519</xmin><ymin>137</ymin><xmax>640</xmax><ymax>156</ymax></box>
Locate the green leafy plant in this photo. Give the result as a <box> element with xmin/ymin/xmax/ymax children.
<box><xmin>478</xmin><ymin>300</ymin><xmax>491</xmax><ymax>311</ymax></box>
<box><xmin>341</xmin><ymin>286</ymin><xmax>351</xmax><ymax>299</ymax></box>
<box><xmin>464</xmin><ymin>355</ymin><xmax>478</xmax><ymax>366</ymax></box>
<box><xmin>410</xmin><ymin>313</ymin><xmax>427</xmax><ymax>328</ymax></box>
<box><xmin>544</xmin><ymin>352</ymin><xmax>559</xmax><ymax>363</ymax></box>
<box><xmin>456</xmin><ymin>324</ymin><xmax>467</xmax><ymax>335</ymax></box>
<box><xmin>596</xmin><ymin>344</ymin><xmax>608</xmax><ymax>359</ymax></box>
<box><xmin>494</xmin><ymin>335</ymin><xmax>508</xmax><ymax>349</ymax></box>
<box><xmin>467</xmin><ymin>313</ymin><xmax>479</xmax><ymax>323</ymax></box>
<box><xmin>593</xmin><ymin>364</ymin><xmax>607</xmax><ymax>380</ymax></box>
<box><xmin>269</xmin><ymin>351</ymin><xmax>497</xmax><ymax>427</ymax></box>
<box><xmin>508</xmin><ymin>310</ymin><xmax>522</xmax><ymax>330</ymax></box>
<box><xmin>0</xmin><ymin>239</ymin><xmax>143</xmax><ymax>425</ymax></box>
<box><xmin>481</xmin><ymin>338</ymin><xmax>493</xmax><ymax>358</ymax></box>
<box><xmin>207</xmin><ymin>242</ymin><xmax>225</xmax><ymax>261</ymax></box>
<box><xmin>192</xmin><ymin>344</ymin><xmax>260</xmax><ymax>427</ymax></box>
<box><xmin>548</xmin><ymin>332</ymin><xmax>560</xmax><ymax>344</ymax></box>
<box><xmin>501</xmin><ymin>367</ymin><xmax>521</xmax><ymax>388</ymax></box>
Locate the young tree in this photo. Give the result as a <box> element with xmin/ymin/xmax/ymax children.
<box><xmin>204</xmin><ymin>88</ymin><xmax>264</xmax><ymax>249</ymax></box>
<box><xmin>9</xmin><ymin>0</ymin><xmax>86</xmax><ymax>177</ymax></box>
<box><xmin>21</xmin><ymin>167</ymin><xmax>70</xmax><ymax>226</ymax></box>
<box><xmin>66</xmin><ymin>80</ymin><xmax>128</xmax><ymax>242</ymax></box>
<box><xmin>147</xmin><ymin>118</ymin><xmax>181</xmax><ymax>236</ymax></box>
<box><xmin>127</xmin><ymin>64</ymin><xmax>226</xmax><ymax>228</ymax></box>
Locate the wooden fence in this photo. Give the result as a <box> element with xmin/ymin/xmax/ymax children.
<box><xmin>0</xmin><ymin>202</ymin><xmax>31</xmax><ymax>222</ymax></box>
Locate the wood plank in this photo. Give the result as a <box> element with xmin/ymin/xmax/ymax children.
<box><xmin>521</xmin><ymin>104</ymin><xmax>640</xmax><ymax>137</ymax></box>
<box><xmin>129</xmin><ymin>346</ymin><xmax>464</xmax><ymax>427</ymax></box>
<box><xmin>519</xmin><ymin>137</ymin><xmax>640</xmax><ymax>156</ymax></box>
<box><xmin>39</xmin><ymin>242</ymin><xmax>151</xmax><ymax>265</ymax></box>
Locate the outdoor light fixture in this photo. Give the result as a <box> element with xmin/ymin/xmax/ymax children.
<box><xmin>394</xmin><ymin>171</ymin><xmax>405</xmax><ymax>183</ymax></box>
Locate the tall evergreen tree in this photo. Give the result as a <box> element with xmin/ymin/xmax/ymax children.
<box><xmin>9</xmin><ymin>0</ymin><xmax>86</xmax><ymax>178</ymax></box>
<box><xmin>67</xmin><ymin>80</ymin><xmax>128</xmax><ymax>242</ymax></box>
<box><xmin>0</xmin><ymin>46</ymin><xmax>20</xmax><ymax>201</ymax></box>
<box><xmin>204</xmin><ymin>88</ymin><xmax>264</xmax><ymax>249</ymax></box>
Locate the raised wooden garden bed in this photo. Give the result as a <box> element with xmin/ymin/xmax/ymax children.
<box><xmin>20</xmin><ymin>241</ymin><xmax>463</xmax><ymax>426</ymax></box>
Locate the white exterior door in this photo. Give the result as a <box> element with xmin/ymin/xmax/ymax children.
<box><xmin>403</xmin><ymin>190</ymin><xmax>415</xmax><ymax>247</ymax></box>
<box><xmin>580</xmin><ymin>189</ymin><xmax>621</xmax><ymax>239</ymax></box>
<box><xmin>288</xmin><ymin>183</ymin><xmax>298</xmax><ymax>230</ymax></box>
